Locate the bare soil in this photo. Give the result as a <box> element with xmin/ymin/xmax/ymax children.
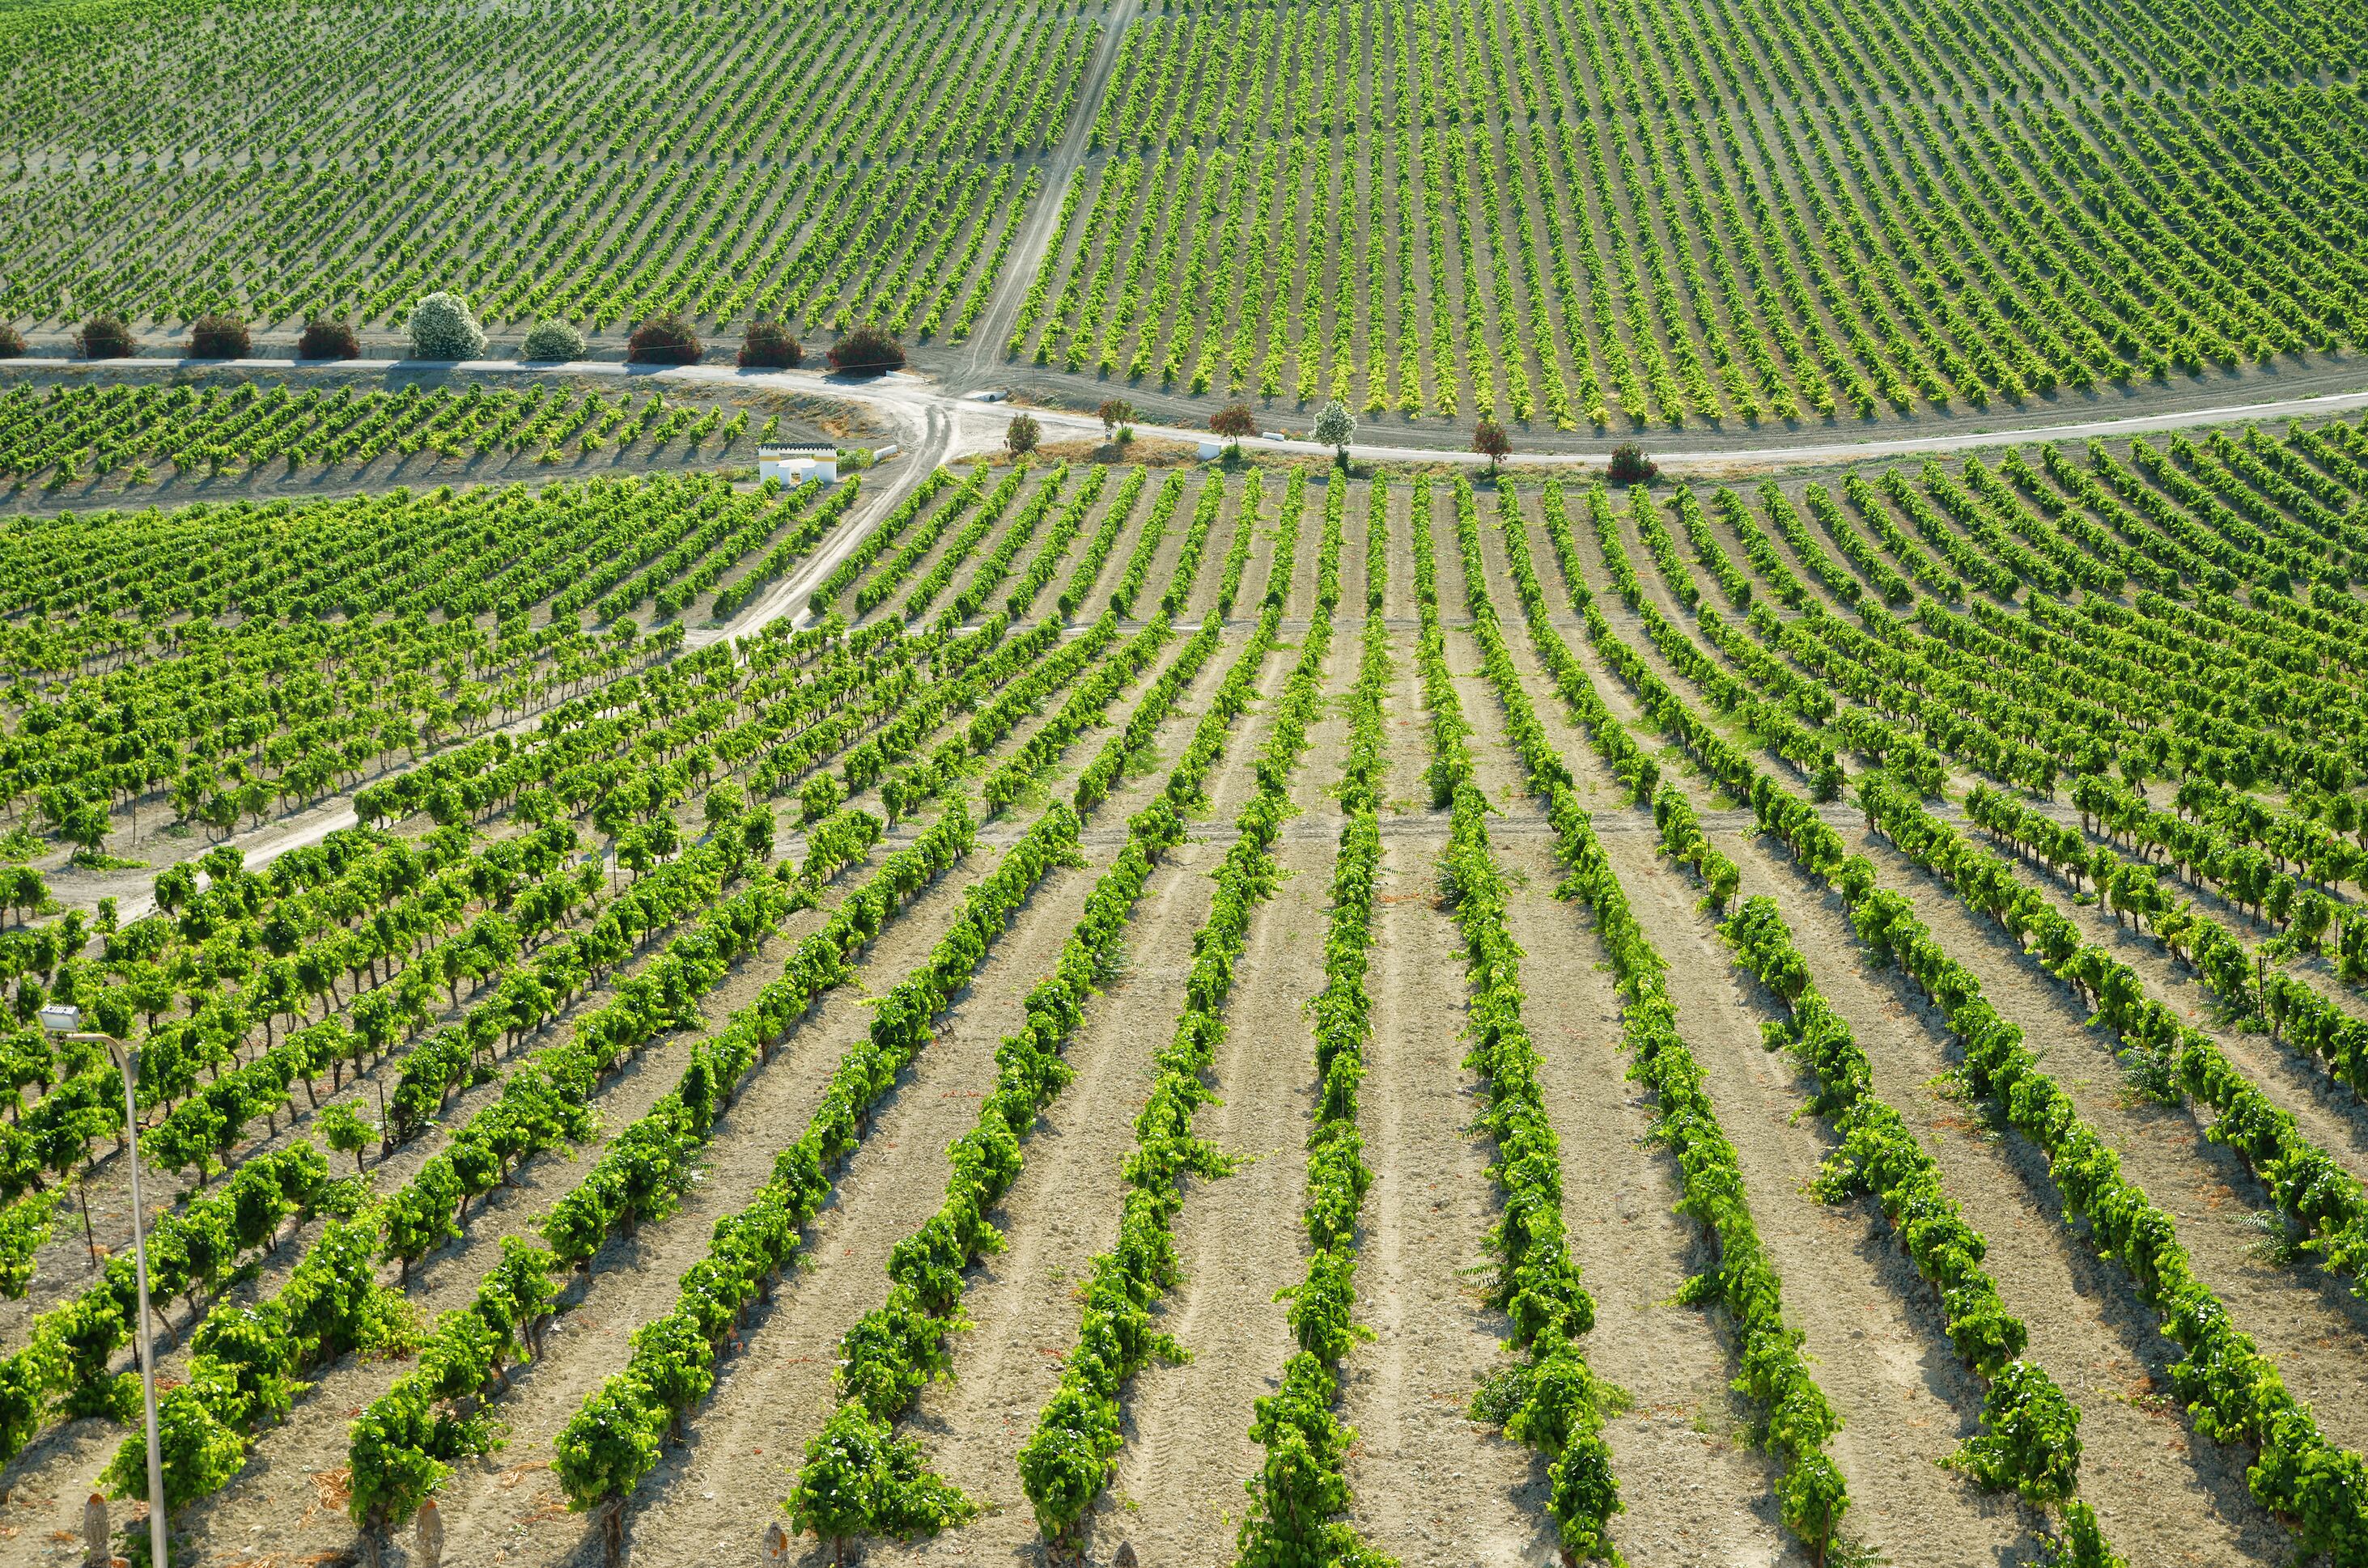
<box><xmin>7</xmin><ymin>467</ymin><xmax>2357</xmax><ymax>1568</ymax></box>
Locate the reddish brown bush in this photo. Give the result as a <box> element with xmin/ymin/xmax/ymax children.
<box><xmin>77</xmin><ymin>314</ymin><xmax>135</xmax><ymax>360</ymax></box>
<box><xmin>738</xmin><ymin>320</ymin><xmax>802</xmax><ymax>369</ymax></box>
<box><xmin>626</xmin><ymin>312</ymin><xmax>702</xmax><ymax>365</ymax></box>
<box><xmin>189</xmin><ymin>313</ymin><xmax>249</xmax><ymax>359</ymax></box>
<box><xmin>1607</xmin><ymin>442</ymin><xmax>1659</xmax><ymax>486</ymax></box>
<box><xmin>825</xmin><ymin>325</ymin><xmax>904</xmax><ymax>375</ymax></box>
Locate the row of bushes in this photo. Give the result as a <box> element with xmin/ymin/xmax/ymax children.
<box><xmin>1465</xmin><ymin>481</ymin><xmax>1835</xmax><ymax>1559</ymax></box>
<box><xmin>1415</xmin><ymin>484</ymin><xmax>1627</xmax><ymax>1562</ymax></box>
<box><xmin>1559</xmin><ymin>482</ymin><xmax>2358</xmax><ymax>1564</ymax></box>
<box><xmin>1523</xmin><ymin>473</ymin><xmax>2105</xmax><ymax>1545</ymax></box>
<box><xmin>790</xmin><ymin>627</ymin><xmax>1248</xmax><ymax>1557</ymax></box>
<box><xmin>772</xmin><ymin>482</ymin><xmax>1265</xmax><ymax>1560</ymax></box>
<box><xmin>1013</xmin><ymin>479</ymin><xmax>1318</xmax><ymax>1553</ymax></box>
<box><xmin>357</xmin><ymin>612</ymin><xmax>1093</xmax><ymax>1552</ymax></box>
<box><xmin>1234</xmin><ymin>481</ymin><xmax>1390</xmax><ymax>1564</ymax></box>
<box><xmin>0</xmin><ymin>304</ymin><xmax>909</xmax><ymax>373</ymax></box>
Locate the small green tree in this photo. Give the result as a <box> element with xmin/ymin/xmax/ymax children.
<box><xmin>791</xmin><ymin>1405</ymin><xmax>976</xmax><ymax>1566</ymax></box>
<box><xmin>1005</xmin><ymin>413</ymin><xmax>1042</xmax><ymax>458</ymax></box>
<box><xmin>802</xmin><ymin>771</ymin><xmax>847</xmax><ymax>826</ymax></box>
<box><xmin>791</xmin><ymin>1405</ymin><xmax>886</xmax><ymax>1566</ymax></box>
<box><xmin>407</xmin><ymin>293</ymin><xmax>486</xmax><ymax>361</ymax></box>
<box><xmin>740</xmin><ymin>805</ymin><xmax>777</xmax><ymax>861</ymax></box>
<box><xmin>627</xmin><ymin>1312</ymin><xmax>715</xmax><ymax>1435</ymax></box>
<box><xmin>50</xmin><ymin>794</ymin><xmax>110</xmax><ymax>863</ymax></box>
<box><xmin>348</xmin><ymin>1374</ymin><xmax>452</xmax><ymax>1551</ymax></box>
<box><xmin>521</xmin><ymin>320</ymin><xmax>585</xmax><ymax>362</ymax></box>
<box><xmin>1312</xmin><ymin>399</ymin><xmax>1357</xmax><ymax>466</ymax></box>
<box><xmin>702</xmin><ymin>782</ymin><xmax>746</xmax><ymax>836</ymax></box>
<box><xmin>380</xmin><ymin>1159</ymin><xmax>463</xmax><ymax>1283</ymax></box>
<box><xmin>0</xmin><ymin>1194</ymin><xmax>55</xmax><ymax>1298</ymax></box>
<box><xmin>100</xmin><ymin>1384</ymin><xmax>243</xmax><ymax>1514</ymax></box>
<box><xmin>554</xmin><ymin>1377</ymin><xmax>664</xmax><ymax>1568</ymax></box>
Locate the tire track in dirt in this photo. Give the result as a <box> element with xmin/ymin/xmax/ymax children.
<box><xmin>1486</xmin><ymin>828</ymin><xmax>1801</xmax><ymax>1561</ymax></box>
<box><xmin>959</xmin><ymin>0</ymin><xmax>1140</xmax><ymax>386</ymax></box>
<box><xmin>1174</xmin><ymin>470</ymin><xmax>1257</xmax><ymax>629</ymax></box>
<box><xmin>696</xmin><ymin>405</ymin><xmax>947</xmax><ymax>647</ymax></box>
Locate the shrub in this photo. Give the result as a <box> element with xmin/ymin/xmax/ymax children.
<box><xmin>739</xmin><ymin>319</ymin><xmax>802</xmax><ymax>368</ymax></box>
<box><xmin>188</xmin><ymin>314</ymin><xmax>248</xmax><ymax>359</ymax></box>
<box><xmin>0</xmin><ymin>323</ymin><xmax>24</xmax><ymax>358</ymax></box>
<box><xmin>625</xmin><ymin>312</ymin><xmax>700</xmax><ymax>365</ymax></box>
<box><xmin>520</xmin><ymin>320</ymin><xmax>585</xmax><ymax>362</ymax></box>
<box><xmin>407</xmin><ymin>292</ymin><xmax>486</xmax><ymax>361</ymax></box>
<box><xmin>1005</xmin><ymin>413</ymin><xmax>1042</xmax><ymax>457</ymax></box>
<box><xmin>1607</xmin><ymin>443</ymin><xmax>1658</xmax><ymax>486</ymax></box>
<box><xmin>295</xmin><ymin>318</ymin><xmax>359</xmax><ymax>361</ymax></box>
<box><xmin>825</xmin><ymin>325</ymin><xmax>904</xmax><ymax>375</ymax></box>
<box><xmin>77</xmin><ymin>315</ymin><xmax>136</xmax><ymax>360</ymax></box>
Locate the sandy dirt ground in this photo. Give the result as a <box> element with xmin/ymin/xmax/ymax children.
<box><xmin>6</xmin><ymin>464</ymin><xmax>2364</xmax><ymax>1568</ymax></box>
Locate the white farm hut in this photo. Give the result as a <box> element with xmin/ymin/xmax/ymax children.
<box><xmin>759</xmin><ymin>443</ymin><xmax>838</xmax><ymax>487</ymax></box>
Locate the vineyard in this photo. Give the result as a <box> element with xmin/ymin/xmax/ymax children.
<box><xmin>1012</xmin><ymin>0</ymin><xmax>2368</xmax><ymax>429</ymax></box>
<box><xmin>0</xmin><ymin>0</ymin><xmax>1100</xmax><ymax>338</ymax></box>
<box><xmin>0</xmin><ymin>386</ymin><xmax>2361</xmax><ymax>1568</ymax></box>
<box><xmin>0</xmin><ymin>378</ymin><xmax>817</xmax><ymax>506</ymax></box>
<box><xmin>2</xmin><ymin>0</ymin><xmax>2365</xmax><ymax>433</ymax></box>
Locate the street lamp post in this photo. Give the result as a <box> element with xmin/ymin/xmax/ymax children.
<box><xmin>39</xmin><ymin>1004</ymin><xmax>168</xmax><ymax>1568</ymax></box>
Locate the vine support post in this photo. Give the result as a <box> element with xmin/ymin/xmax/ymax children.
<box><xmin>44</xmin><ymin>1011</ymin><xmax>169</xmax><ymax>1568</ymax></box>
